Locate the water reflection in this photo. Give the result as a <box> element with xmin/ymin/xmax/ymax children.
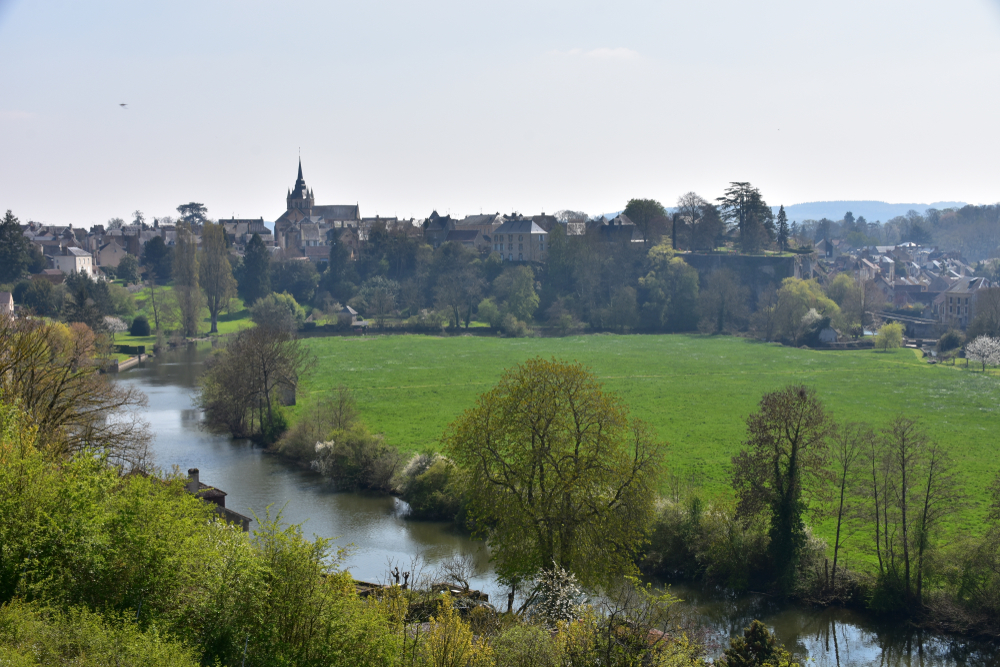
<box><xmin>118</xmin><ymin>346</ymin><xmax>998</xmax><ymax>666</ymax></box>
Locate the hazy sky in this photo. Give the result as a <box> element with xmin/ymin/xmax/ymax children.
<box><xmin>2</xmin><ymin>0</ymin><xmax>999</xmax><ymax>225</ymax></box>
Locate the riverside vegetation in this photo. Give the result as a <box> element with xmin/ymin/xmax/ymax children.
<box><xmin>195</xmin><ymin>318</ymin><xmax>1000</xmax><ymax>641</ymax></box>
<box><xmin>1</xmin><ymin>311</ymin><xmax>784</xmax><ymax>666</ymax></box>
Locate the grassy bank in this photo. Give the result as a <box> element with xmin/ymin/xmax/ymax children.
<box><xmin>294</xmin><ymin>334</ymin><xmax>1000</xmax><ymax>539</ymax></box>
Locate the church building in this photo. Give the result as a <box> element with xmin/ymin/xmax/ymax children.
<box><xmin>273</xmin><ymin>160</ymin><xmax>361</xmax><ymax>261</ymax></box>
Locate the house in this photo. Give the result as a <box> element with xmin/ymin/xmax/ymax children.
<box><xmin>492</xmin><ymin>218</ymin><xmax>548</xmax><ymax>262</ymax></box>
<box><xmin>51</xmin><ymin>246</ymin><xmax>99</xmax><ymax>277</ymax></box>
<box><xmin>220</xmin><ymin>217</ymin><xmax>273</xmax><ymax>249</ymax></box>
<box><xmin>818</xmin><ymin>326</ymin><xmax>840</xmax><ymax>344</ymax></box>
<box><xmin>185</xmin><ymin>468</ymin><xmax>251</xmax><ymax>531</ymax></box>
<box><xmin>0</xmin><ymin>292</ymin><xmax>13</xmax><ymax>315</ymax></box>
<box><xmin>444</xmin><ymin>228</ymin><xmax>489</xmax><ymax>252</ymax></box>
<box><xmin>96</xmin><ymin>239</ymin><xmax>128</xmax><ymax>268</ymax></box>
<box><xmin>933</xmin><ymin>276</ymin><xmax>991</xmax><ymax>329</ymax></box>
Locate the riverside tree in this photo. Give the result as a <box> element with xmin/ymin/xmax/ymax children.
<box><xmin>732</xmin><ymin>385</ymin><xmax>832</xmax><ymax>591</ymax></box>
<box><xmin>444</xmin><ymin>357</ymin><xmax>666</xmax><ymax>590</ymax></box>
<box><xmin>237</xmin><ymin>232</ymin><xmax>272</xmax><ymax>306</ymax></box>
<box><xmin>199</xmin><ymin>221</ymin><xmax>237</xmax><ymax>333</ymax></box>
<box><xmin>173</xmin><ymin>221</ymin><xmax>202</xmax><ymax>337</ymax></box>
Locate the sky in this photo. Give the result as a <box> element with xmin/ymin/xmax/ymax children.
<box><xmin>1</xmin><ymin>0</ymin><xmax>999</xmax><ymax>225</ymax></box>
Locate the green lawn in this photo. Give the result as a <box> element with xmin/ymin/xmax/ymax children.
<box><xmin>294</xmin><ymin>334</ymin><xmax>1000</xmax><ymax>538</ymax></box>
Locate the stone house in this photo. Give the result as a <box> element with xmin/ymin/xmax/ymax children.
<box><xmin>51</xmin><ymin>246</ymin><xmax>100</xmax><ymax>277</ymax></box>
<box><xmin>96</xmin><ymin>239</ymin><xmax>128</xmax><ymax>268</ymax></box>
<box><xmin>492</xmin><ymin>219</ymin><xmax>548</xmax><ymax>263</ymax></box>
<box><xmin>933</xmin><ymin>276</ymin><xmax>991</xmax><ymax>329</ymax></box>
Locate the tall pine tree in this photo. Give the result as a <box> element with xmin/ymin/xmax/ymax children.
<box><xmin>776</xmin><ymin>205</ymin><xmax>789</xmax><ymax>251</ymax></box>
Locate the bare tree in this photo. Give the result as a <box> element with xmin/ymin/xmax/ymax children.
<box><xmin>827</xmin><ymin>422</ymin><xmax>871</xmax><ymax>587</ymax></box>
<box><xmin>0</xmin><ymin>314</ymin><xmax>150</xmax><ymax>469</ymax></box>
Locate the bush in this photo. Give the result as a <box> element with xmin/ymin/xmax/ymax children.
<box><xmin>250</xmin><ymin>292</ymin><xmax>306</xmax><ymax>332</ymax></box>
<box><xmin>130</xmin><ymin>314</ymin><xmax>150</xmax><ymax>337</ymax></box>
<box><xmin>874</xmin><ymin>321</ymin><xmax>904</xmax><ymax>351</ymax></box>
<box><xmin>0</xmin><ymin>601</ymin><xmax>200</xmax><ymax>667</ymax></box>
<box><xmin>937</xmin><ymin>329</ymin><xmax>964</xmax><ymax>353</ymax></box>
<box><xmin>492</xmin><ymin>623</ymin><xmax>561</xmax><ymax>667</ymax></box>
<box><xmin>476</xmin><ymin>298</ymin><xmax>502</xmax><ymax>329</ymax></box>
<box><xmin>312</xmin><ymin>424</ymin><xmax>403</xmax><ymax>492</ymax></box>
<box><xmin>398</xmin><ymin>455</ymin><xmax>467</xmax><ymax>521</ymax></box>
<box><xmin>500</xmin><ymin>313</ymin><xmax>529</xmax><ymax>338</ymax></box>
<box><xmin>719</xmin><ymin>620</ymin><xmax>794</xmax><ymax>667</ymax></box>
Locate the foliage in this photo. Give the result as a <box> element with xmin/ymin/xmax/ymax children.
<box><xmin>397</xmin><ymin>455</ymin><xmax>467</xmax><ymax>521</ymax></box>
<box><xmin>732</xmin><ymin>386</ymin><xmax>832</xmax><ymax>591</ymax></box>
<box><xmin>874</xmin><ymin>321</ymin><xmax>904</xmax><ymax>351</ymax></box>
<box><xmin>141</xmin><ymin>235</ymin><xmax>174</xmax><ymax>282</ymax></box>
<box><xmin>358</xmin><ymin>276</ymin><xmax>400</xmax><ymax>329</ymax></box>
<box><xmin>493</xmin><ymin>266</ymin><xmax>539</xmax><ymax>323</ymax></box>
<box><xmin>272</xmin><ymin>259</ymin><xmax>321</xmax><ymax>305</ymax></box>
<box><xmin>0</xmin><ymin>210</ymin><xmax>35</xmax><ymax>283</ymax></box>
<box><xmin>418</xmin><ymin>595</ymin><xmax>493</xmax><ymax>667</ymax></box>
<box><xmin>476</xmin><ymin>297</ymin><xmax>502</xmax><ymax>328</ymax></box>
<box><xmin>624</xmin><ymin>198</ymin><xmax>667</xmax><ymax>246</ymax></box>
<box><xmin>200</xmin><ymin>221</ymin><xmax>237</xmax><ymax>334</ymax></box>
<box><xmin>199</xmin><ymin>325</ymin><xmax>309</xmax><ymax>442</ymax></box>
<box><xmin>717</xmin><ymin>183</ymin><xmax>774</xmax><ymax>254</ymax></box>
<box><xmin>719</xmin><ymin>620</ymin><xmax>796</xmax><ymax>667</ymax></box>
<box><xmin>237</xmin><ymin>233</ymin><xmax>272</xmax><ymax>306</ymax></box>
<box><xmin>0</xmin><ymin>601</ymin><xmax>200</xmax><ymax>666</ymax></box>
<box><xmin>116</xmin><ymin>253</ymin><xmax>141</xmax><ymax>285</ymax></box>
<box><xmin>639</xmin><ymin>243</ymin><xmax>700</xmax><ymax>332</ymax></box>
<box><xmin>697</xmin><ymin>269</ymin><xmax>748</xmax><ymax>334</ymax></box>
<box><xmin>937</xmin><ymin>329</ymin><xmax>964</xmax><ymax>353</ymax></box>
<box><xmin>444</xmin><ymin>357</ymin><xmax>665</xmax><ymax>588</ymax></box>
<box><xmin>250</xmin><ymin>291</ymin><xmax>306</xmax><ymax>332</ymax></box>
<box><xmin>12</xmin><ymin>277</ymin><xmax>61</xmax><ymax>317</ymax></box>
<box><xmin>173</xmin><ymin>222</ymin><xmax>202</xmax><ymax>337</ymax></box>
<box><xmin>312</xmin><ymin>424</ymin><xmax>404</xmax><ymax>492</ymax></box>
<box><xmin>965</xmin><ymin>335</ymin><xmax>1000</xmax><ymax>371</ymax></box>
<box><xmin>531</xmin><ymin>565</ymin><xmax>584</xmax><ymax>626</ymax></box>
<box><xmin>0</xmin><ymin>315</ymin><xmax>150</xmax><ymax>467</ymax></box>
<box><xmin>130</xmin><ymin>313</ymin><xmax>151</xmax><ymax>336</ymax></box>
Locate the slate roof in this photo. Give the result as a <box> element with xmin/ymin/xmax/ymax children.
<box><xmin>445</xmin><ymin>229</ymin><xmax>482</xmax><ymax>243</ymax></box>
<box><xmin>494</xmin><ymin>220</ymin><xmax>547</xmax><ymax>235</ymax></box>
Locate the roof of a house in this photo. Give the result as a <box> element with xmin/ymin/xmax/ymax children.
<box><xmin>444</xmin><ymin>229</ymin><xmax>482</xmax><ymax>243</ymax></box>
<box><xmin>494</xmin><ymin>219</ymin><xmax>548</xmax><ymax>235</ymax></box>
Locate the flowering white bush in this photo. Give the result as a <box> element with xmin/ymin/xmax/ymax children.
<box><xmin>966</xmin><ymin>335</ymin><xmax>1000</xmax><ymax>371</ymax></box>
<box><xmin>532</xmin><ymin>564</ymin><xmax>584</xmax><ymax>626</ymax></box>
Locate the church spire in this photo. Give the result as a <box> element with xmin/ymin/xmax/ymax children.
<box><xmin>297</xmin><ymin>158</ymin><xmax>303</xmax><ymax>182</ymax></box>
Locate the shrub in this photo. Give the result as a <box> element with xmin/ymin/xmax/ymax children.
<box><xmin>130</xmin><ymin>314</ymin><xmax>150</xmax><ymax>337</ymax></box>
<box><xmin>311</xmin><ymin>424</ymin><xmax>403</xmax><ymax>492</ymax></box>
<box><xmin>398</xmin><ymin>455</ymin><xmax>467</xmax><ymax>521</ymax></box>
<box><xmin>492</xmin><ymin>623</ymin><xmax>560</xmax><ymax>667</ymax></box>
<box><xmin>0</xmin><ymin>601</ymin><xmax>200</xmax><ymax>667</ymax></box>
<box><xmin>874</xmin><ymin>321</ymin><xmax>904</xmax><ymax>351</ymax></box>
<box><xmin>500</xmin><ymin>313</ymin><xmax>529</xmax><ymax>338</ymax></box>
<box><xmin>719</xmin><ymin>620</ymin><xmax>794</xmax><ymax>667</ymax></box>
<box><xmin>476</xmin><ymin>298</ymin><xmax>502</xmax><ymax>329</ymax></box>
<box><xmin>250</xmin><ymin>292</ymin><xmax>306</xmax><ymax>332</ymax></box>
<box><xmin>937</xmin><ymin>329</ymin><xmax>964</xmax><ymax>353</ymax></box>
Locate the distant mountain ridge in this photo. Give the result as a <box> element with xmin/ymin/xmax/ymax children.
<box><xmin>775</xmin><ymin>200</ymin><xmax>968</xmax><ymax>223</ymax></box>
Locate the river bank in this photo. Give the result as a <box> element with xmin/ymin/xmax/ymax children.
<box><xmin>116</xmin><ymin>345</ymin><xmax>1000</xmax><ymax>666</ymax></box>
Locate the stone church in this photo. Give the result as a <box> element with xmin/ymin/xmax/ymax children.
<box><xmin>273</xmin><ymin>160</ymin><xmax>361</xmax><ymax>260</ymax></box>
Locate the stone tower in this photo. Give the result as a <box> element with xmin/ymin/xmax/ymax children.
<box><xmin>285</xmin><ymin>158</ymin><xmax>315</xmax><ymax>213</ymax></box>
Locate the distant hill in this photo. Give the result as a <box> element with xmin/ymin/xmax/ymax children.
<box><xmin>775</xmin><ymin>201</ymin><xmax>968</xmax><ymax>223</ymax></box>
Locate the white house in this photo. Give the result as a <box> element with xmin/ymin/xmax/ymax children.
<box><xmin>51</xmin><ymin>246</ymin><xmax>99</xmax><ymax>277</ymax></box>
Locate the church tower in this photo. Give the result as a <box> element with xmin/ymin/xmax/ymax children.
<box><xmin>286</xmin><ymin>158</ymin><xmax>315</xmax><ymax>213</ymax></box>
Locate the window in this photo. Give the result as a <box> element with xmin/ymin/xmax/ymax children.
<box><xmin>518</xmin><ymin>244</ymin><xmax>523</xmax><ymax>251</ymax></box>
<box><xmin>508</xmin><ymin>254</ymin><xmax>513</xmax><ymax>261</ymax></box>
<box><xmin>518</xmin><ymin>235</ymin><xmax>523</xmax><ymax>241</ymax></box>
<box><xmin>519</xmin><ymin>253</ymin><xmax>523</xmax><ymax>261</ymax></box>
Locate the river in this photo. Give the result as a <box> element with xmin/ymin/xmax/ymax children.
<box><xmin>115</xmin><ymin>345</ymin><xmax>998</xmax><ymax>666</ymax></box>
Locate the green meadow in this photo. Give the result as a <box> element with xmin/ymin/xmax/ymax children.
<box><xmin>294</xmin><ymin>334</ymin><xmax>1000</xmax><ymax>537</ymax></box>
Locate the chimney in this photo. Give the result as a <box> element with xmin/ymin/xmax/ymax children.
<box><xmin>187</xmin><ymin>468</ymin><xmax>200</xmax><ymax>494</ymax></box>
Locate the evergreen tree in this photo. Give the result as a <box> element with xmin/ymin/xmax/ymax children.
<box><xmin>0</xmin><ymin>210</ymin><xmax>33</xmax><ymax>283</ymax></box>
<box><xmin>237</xmin><ymin>233</ymin><xmax>271</xmax><ymax>306</ymax></box>
<box><xmin>776</xmin><ymin>205</ymin><xmax>789</xmax><ymax>251</ymax></box>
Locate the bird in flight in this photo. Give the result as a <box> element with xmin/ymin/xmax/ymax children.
<box><xmin>119</xmin><ymin>103</ymin><xmax>128</xmax><ymax>108</ymax></box>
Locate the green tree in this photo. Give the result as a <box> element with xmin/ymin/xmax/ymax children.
<box><xmin>272</xmin><ymin>258</ymin><xmax>320</xmax><ymax>305</ymax></box>
<box><xmin>717</xmin><ymin>182</ymin><xmax>773</xmax><ymax>253</ymax></box>
<box><xmin>623</xmin><ymin>198</ymin><xmax>667</xmax><ymax>247</ymax></box>
<box><xmin>250</xmin><ymin>292</ymin><xmax>305</xmax><ymax>333</ymax></box>
<box><xmin>732</xmin><ymin>385</ymin><xmax>832</xmax><ymax>591</ymax></box>
<box><xmin>444</xmin><ymin>358</ymin><xmax>665</xmax><ymax>588</ymax></box>
<box><xmin>175</xmin><ymin>202</ymin><xmax>208</xmax><ymax>226</ymax></box>
<box><xmin>697</xmin><ymin>269</ymin><xmax>749</xmax><ymax>334</ymax></box>
<box><xmin>638</xmin><ymin>241</ymin><xmax>700</xmax><ymax>331</ymax></box>
<box><xmin>493</xmin><ymin>266</ymin><xmax>539</xmax><ymax>323</ymax></box>
<box><xmin>776</xmin><ymin>205</ymin><xmax>789</xmax><ymax>251</ymax></box>
<box><xmin>237</xmin><ymin>233</ymin><xmax>271</xmax><ymax>306</ymax></box>
<box><xmin>199</xmin><ymin>221</ymin><xmax>237</xmax><ymax>334</ymax></box>
<box><xmin>173</xmin><ymin>222</ymin><xmax>202</xmax><ymax>337</ymax></box>
<box><xmin>874</xmin><ymin>321</ymin><xmax>904</xmax><ymax>351</ymax></box>
<box><xmin>141</xmin><ymin>236</ymin><xmax>174</xmax><ymax>282</ymax></box>
<box><xmin>0</xmin><ymin>210</ymin><xmax>34</xmax><ymax>283</ymax></box>
<box><xmin>721</xmin><ymin>620</ymin><xmax>797</xmax><ymax>667</ymax></box>
<box><xmin>116</xmin><ymin>253</ymin><xmax>141</xmax><ymax>285</ymax></box>
<box><xmin>13</xmin><ymin>277</ymin><xmax>61</xmax><ymax>317</ymax></box>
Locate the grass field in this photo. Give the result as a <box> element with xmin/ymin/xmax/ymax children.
<box><xmin>294</xmin><ymin>333</ymin><xmax>1000</xmax><ymax>538</ymax></box>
